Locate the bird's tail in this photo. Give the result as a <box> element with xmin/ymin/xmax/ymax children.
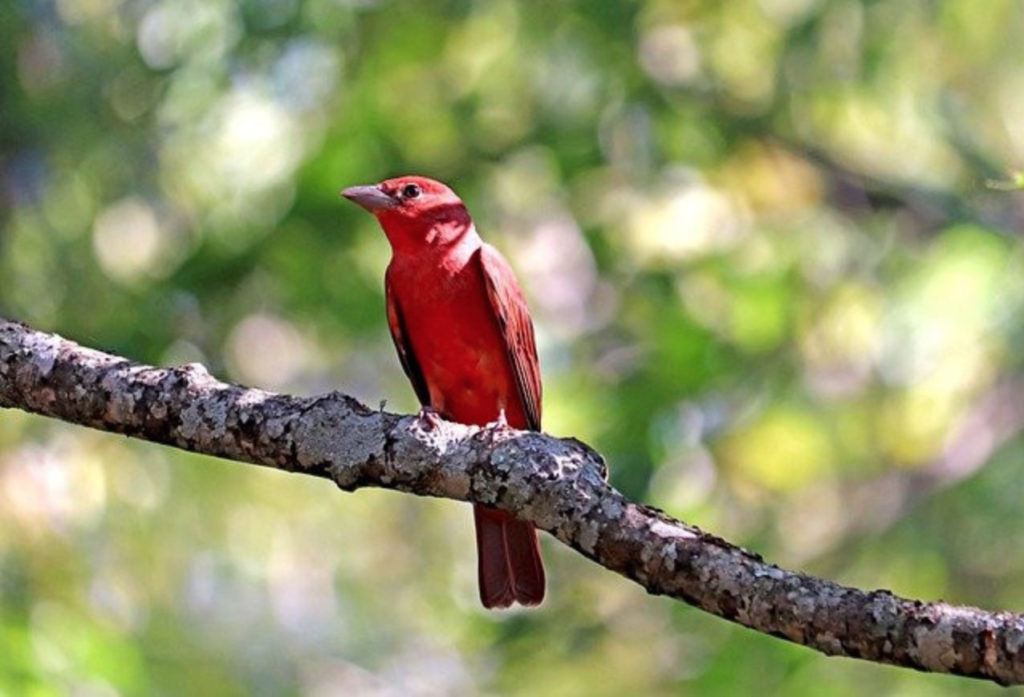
<box><xmin>473</xmin><ymin>505</ymin><xmax>546</xmax><ymax>609</ymax></box>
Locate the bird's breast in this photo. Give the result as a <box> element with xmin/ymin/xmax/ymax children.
<box><xmin>391</xmin><ymin>255</ymin><xmax>523</xmax><ymax>427</ymax></box>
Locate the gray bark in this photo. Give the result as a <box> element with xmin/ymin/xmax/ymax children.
<box><xmin>2</xmin><ymin>317</ymin><xmax>1023</xmax><ymax>685</ymax></box>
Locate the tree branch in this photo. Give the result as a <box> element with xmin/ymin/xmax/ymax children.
<box><xmin>2</xmin><ymin>317</ymin><xmax>1023</xmax><ymax>686</ymax></box>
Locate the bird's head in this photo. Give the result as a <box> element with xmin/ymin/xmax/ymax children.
<box><xmin>341</xmin><ymin>176</ymin><xmax>474</xmax><ymax>252</ymax></box>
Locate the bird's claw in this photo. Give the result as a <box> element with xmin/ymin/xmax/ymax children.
<box><xmin>417</xmin><ymin>406</ymin><xmax>443</xmax><ymax>430</ymax></box>
<box><xmin>485</xmin><ymin>408</ymin><xmax>511</xmax><ymax>432</ymax></box>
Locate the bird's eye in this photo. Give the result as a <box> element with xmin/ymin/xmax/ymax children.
<box><xmin>401</xmin><ymin>183</ymin><xmax>421</xmax><ymax>199</ymax></box>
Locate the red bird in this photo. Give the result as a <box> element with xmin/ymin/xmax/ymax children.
<box><xmin>341</xmin><ymin>175</ymin><xmax>546</xmax><ymax>609</ymax></box>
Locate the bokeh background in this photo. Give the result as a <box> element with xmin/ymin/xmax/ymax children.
<box><xmin>3</xmin><ymin>0</ymin><xmax>1024</xmax><ymax>693</ymax></box>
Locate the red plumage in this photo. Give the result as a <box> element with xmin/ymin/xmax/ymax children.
<box><xmin>342</xmin><ymin>175</ymin><xmax>546</xmax><ymax>609</ymax></box>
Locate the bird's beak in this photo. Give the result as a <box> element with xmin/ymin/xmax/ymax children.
<box><xmin>340</xmin><ymin>184</ymin><xmax>396</xmax><ymax>212</ymax></box>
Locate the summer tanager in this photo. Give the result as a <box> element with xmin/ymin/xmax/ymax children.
<box><xmin>341</xmin><ymin>175</ymin><xmax>546</xmax><ymax>609</ymax></box>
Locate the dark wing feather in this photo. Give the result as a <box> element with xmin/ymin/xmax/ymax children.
<box><xmin>476</xmin><ymin>244</ymin><xmax>542</xmax><ymax>431</ymax></box>
<box><xmin>385</xmin><ymin>270</ymin><xmax>432</xmax><ymax>407</ymax></box>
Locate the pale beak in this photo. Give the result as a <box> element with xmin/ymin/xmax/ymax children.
<box><xmin>340</xmin><ymin>184</ymin><xmax>396</xmax><ymax>212</ymax></box>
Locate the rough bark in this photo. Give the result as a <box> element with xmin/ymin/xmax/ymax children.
<box><xmin>2</xmin><ymin>317</ymin><xmax>1023</xmax><ymax>686</ymax></box>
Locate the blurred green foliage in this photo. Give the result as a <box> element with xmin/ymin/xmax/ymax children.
<box><xmin>3</xmin><ymin>0</ymin><xmax>1024</xmax><ymax>693</ymax></box>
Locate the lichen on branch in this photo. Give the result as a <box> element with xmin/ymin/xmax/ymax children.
<box><xmin>2</xmin><ymin>317</ymin><xmax>1023</xmax><ymax>686</ymax></box>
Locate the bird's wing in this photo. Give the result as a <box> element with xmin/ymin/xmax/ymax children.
<box><xmin>477</xmin><ymin>244</ymin><xmax>542</xmax><ymax>431</ymax></box>
<box><xmin>385</xmin><ymin>269</ymin><xmax>432</xmax><ymax>407</ymax></box>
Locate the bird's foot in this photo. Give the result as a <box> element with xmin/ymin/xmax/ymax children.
<box><xmin>485</xmin><ymin>409</ymin><xmax>511</xmax><ymax>432</ymax></box>
<box><xmin>416</xmin><ymin>405</ymin><xmax>444</xmax><ymax>430</ymax></box>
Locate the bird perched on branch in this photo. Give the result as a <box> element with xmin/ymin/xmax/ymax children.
<box><xmin>341</xmin><ymin>176</ymin><xmax>546</xmax><ymax>609</ymax></box>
